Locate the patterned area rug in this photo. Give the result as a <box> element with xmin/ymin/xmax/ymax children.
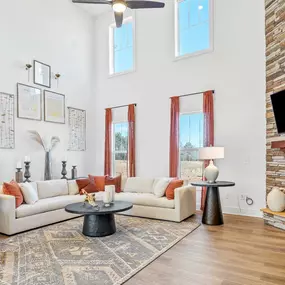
<box><xmin>0</xmin><ymin>215</ymin><xmax>199</xmax><ymax>285</ymax></box>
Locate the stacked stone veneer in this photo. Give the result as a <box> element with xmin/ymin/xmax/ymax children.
<box><xmin>266</xmin><ymin>0</ymin><xmax>285</xmax><ymax>194</ymax></box>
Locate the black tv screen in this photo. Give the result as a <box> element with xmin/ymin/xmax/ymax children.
<box><xmin>271</xmin><ymin>90</ymin><xmax>285</xmax><ymax>134</ymax></box>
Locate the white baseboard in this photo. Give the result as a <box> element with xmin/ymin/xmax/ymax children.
<box><xmin>196</xmin><ymin>205</ymin><xmax>262</xmax><ymax>218</ymax></box>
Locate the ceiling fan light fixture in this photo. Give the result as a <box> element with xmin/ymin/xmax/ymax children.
<box><xmin>112</xmin><ymin>0</ymin><xmax>127</xmax><ymax>13</ymax></box>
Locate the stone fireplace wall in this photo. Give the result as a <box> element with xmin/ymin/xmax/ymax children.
<box><xmin>266</xmin><ymin>0</ymin><xmax>285</xmax><ymax>196</ymax></box>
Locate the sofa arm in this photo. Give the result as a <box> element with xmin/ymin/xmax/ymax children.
<box><xmin>174</xmin><ymin>186</ymin><xmax>196</xmax><ymax>221</ymax></box>
<box><xmin>0</xmin><ymin>194</ymin><xmax>16</xmax><ymax>235</ymax></box>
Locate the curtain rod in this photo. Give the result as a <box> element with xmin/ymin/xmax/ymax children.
<box><xmin>106</xmin><ymin>103</ymin><xmax>137</xmax><ymax>110</ymax></box>
<box><xmin>171</xmin><ymin>90</ymin><xmax>215</xmax><ymax>99</ymax></box>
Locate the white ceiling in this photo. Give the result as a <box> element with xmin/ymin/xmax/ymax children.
<box><xmin>74</xmin><ymin>3</ymin><xmax>111</xmax><ymax>17</ymax></box>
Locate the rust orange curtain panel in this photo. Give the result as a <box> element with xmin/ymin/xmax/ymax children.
<box><xmin>169</xmin><ymin>96</ymin><xmax>180</xmax><ymax>177</ymax></box>
<box><xmin>104</xmin><ymin>108</ymin><xmax>112</xmax><ymax>176</ymax></box>
<box><xmin>201</xmin><ymin>90</ymin><xmax>214</xmax><ymax>210</ymax></box>
<box><xmin>128</xmin><ymin>104</ymin><xmax>136</xmax><ymax>177</ymax></box>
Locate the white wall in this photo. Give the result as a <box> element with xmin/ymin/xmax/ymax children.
<box><xmin>0</xmin><ymin>0</ymin><xmax>94</xmax><ymax>181</ymax></box>
<box><xmin>91</xmin><ymin>0</ymin><xmax>266</xmax><ymax>216</ymax></box>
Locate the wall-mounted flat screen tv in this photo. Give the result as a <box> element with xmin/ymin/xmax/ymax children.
<box><xmin>271</xmin><ymin>89</ymin><xmax>285</xmax><ymax>134</ymax></box>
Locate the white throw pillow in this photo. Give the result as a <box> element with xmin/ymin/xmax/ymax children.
<box><xmin>153</xmin><ymin>178</ymin><xmax>173</xmax><ymax>198</ymax></box>
<box><xmin>20</xmin><ymin>183</ymin><xmax>39</xmax><ymax>204</ymax></box>
<box><xmin>37</xmin><ymin>179</ymin><xmax>68</xmax><ymax>199</ymax></box>
<box><xmin>68</xmin><ymin>180</ymin><xmax>79</xmax><ymax>195</ymax></box>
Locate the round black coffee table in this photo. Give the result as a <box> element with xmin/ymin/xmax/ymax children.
<box><xmin>65</xmin><ymin>201</ymin><xmax>133</xmax><ymax>237</ymax></box>
<box><xmin>191</xmin><ymin>181</ymin><xmax>235</xmax><ymax>226</ymax></box>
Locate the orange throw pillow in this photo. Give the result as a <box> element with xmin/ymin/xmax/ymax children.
<box><xmin>76</xmin><ymin>178</ymin><xmax>97</xmax><ymax>194</ymax></box>
<box><xmin>3</xmin><ymin>180</ymin><xmax>24</xmax><ymax>208</ymax></box>
<box><xmin>105</xmin><ymin>174</ymin><xmax>122</xmax><ymax>193</ymax></box>
<box><xmin>88</xmin><ymin>175</ymin><xmax>106</xmax><ymax>192</ymax></box>
<box><xmin>165</xmin><ymin>180</ymin><xmax>183</xmax><ymax>200</ymax></box>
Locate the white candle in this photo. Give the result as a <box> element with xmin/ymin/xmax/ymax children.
<box><xmin>24</xmin><ymin>156</ymin><xmax>30</xmax><ymax>162</ymax></box>
<box><xmin>16</xmin><ymin>161</ymin><xmax>21</xmax><ymax>168</ymax></box>
<box><xmin>63</xmin><ymin>155</ymin><xmax>67</xmax><ymax>162</ymax></box>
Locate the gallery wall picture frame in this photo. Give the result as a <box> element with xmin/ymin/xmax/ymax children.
<box><xmin>17</xmin><ymin>83</ymin><xmax>42</xmax><ymax>121</ymax></box>
<box><xmin>68</xmin><ymin>107</ymin><xmax>86</xmax><ymax>151</ymax></box>
<box><xmin>44</xmin><ymin>90</ymin><xmax>65</xmax><ymax>124</ymax></box>
<box><xmin>34</xmin><ymin>60</ymin><xmax>51</xmax><ymax>88</ymax></box>
<box><xmin>0</xmin><ymin>92</ymin><xmax>15</xmax><ymax>149</ymax></box>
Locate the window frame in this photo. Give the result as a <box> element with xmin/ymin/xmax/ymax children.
<box><xmin>178</xmin><ymin>111</ymin><xmax>204</xmax><ymax>179</ymax></box>
<box><xmin>109</xmin><ymin>15</ymin><xmax>136</xmax><ymax>78</ymax></box>
<box><xmin>111</xmin><ymin>121</ymin><xmax>129</xmax><ymax>177</ymax></box>
<box><xmin>174</xmin><ymin>0</ymin><xmax>214</xmax><ymax>61</ymax></box>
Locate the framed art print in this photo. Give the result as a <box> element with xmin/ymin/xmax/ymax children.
<box><xmin>17</xmin><ymin>83</ymin><xmax>42</xmax><ymax>121</ymax></box>
<box><xmin>34</xmin><ymin>60</ymin><xmax>51</xmax><ymax>88</ymax></box>
<box><xmin>44</xmin><ymin>90</ymin><xmax>65</xmax><ymax>124</ymax></box>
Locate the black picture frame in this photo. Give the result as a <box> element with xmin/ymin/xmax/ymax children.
<box><xmin>44</xmin><ymin>90</ymin><xmax>65</xmax><ymax>124</ymax></box>
<box><xmin>17</xmin><ymin>83</ymin><xmax>42</xmax><ymax>121</ymax></box>
<box><xmin>33</xmin><ymin>60</ymin><xmax>51</xmax><ymax>88</ymax></box>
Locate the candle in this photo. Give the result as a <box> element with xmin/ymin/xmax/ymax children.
<box><xmin>24</xmin><ymin>156</ymin><xmax>30</xmax><ymax>162</ymax></box>
<box><xmin>62</xmin><ymin>155</ymin><xmax>67</xmax><ymax>162</ymax></box>
<box><xmin>16</xmin><ymin>161</ymin><xmax>21</xmax><ymax>169</ymax></box>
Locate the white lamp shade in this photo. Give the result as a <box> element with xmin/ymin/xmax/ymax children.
<box><xmin>199</xmin><ymin>147</ymin><xmax>224</xmax><ymax>160</ymax></box>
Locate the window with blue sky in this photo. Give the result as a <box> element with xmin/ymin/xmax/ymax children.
<box><xmin>113</xmin><ymin>122</ymin><xmax>129</xmax><ymax>177</ymax></box>
<box><xmin>176</xmin><ymin>0</ymin><xmax>211</xmax><ymax>57</ymax></box>
<box><xmin>179</xmin><ymin>113</ymin><xmax>204</xmax><ymax>179</ymax></box>
<box><xmin>110</xmin><ymin>18</ymin><xmax>134</xmax><ymax>75</ymax></box>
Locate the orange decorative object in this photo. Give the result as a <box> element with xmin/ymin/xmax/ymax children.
<box><xmin>165</xmin><ymin>179</ymin><xmax>183</xmax><ymax>200</ymax></box>
<box><xmin>3</xmin><ymin>180</ymin><xmax>24</xmax><ymax>208</ymax></box>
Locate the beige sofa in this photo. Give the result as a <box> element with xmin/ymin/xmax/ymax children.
<box><xmin>0</xmin><ymin>178</ymin><xmax>196</xmax><ymax>235</ymax></box>
<box><xmin>115</xmin><ymin>177</ymin><xmax>196</xmax><ymax>222</ymax></box>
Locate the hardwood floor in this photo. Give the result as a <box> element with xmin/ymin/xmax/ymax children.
<box><xmin>126</xmin><ymin>213</ymin><xmax>285</xmax><ymax>285</ymax></box>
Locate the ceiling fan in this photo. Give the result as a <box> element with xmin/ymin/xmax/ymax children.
<box><xmin>72</xmin><ymin>0</ymin><xmax>165</xmax><ymax>28</ymax></box>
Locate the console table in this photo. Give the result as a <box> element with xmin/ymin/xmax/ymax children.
<box><xmin>191</xmin><ymin>181</ymin><xmax>235</xmax><ymax>225</ymax></box>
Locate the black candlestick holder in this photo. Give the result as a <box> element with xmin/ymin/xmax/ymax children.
<box><xmin>71</xmin><ymin>165</ymin><xmax>77</xmax><ymax>179</ymax></box>
<box><xmin>15</xmin><ymin>168</ymin><xmax>23</xmax><ymax>183</ymax></box>
<box><xmin>24</xmin><ymin>162</ymin><xmax>31</xmax><ymax>182</ymax></box>
<box><xmin>61</xmin><ymin>161</ymin><xmax>67</xmax><ymax>179</ymax></box>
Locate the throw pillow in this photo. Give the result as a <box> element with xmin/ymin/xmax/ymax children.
<box><xmin>3</xmin><ymin>180</ymin><xmax>24</xmax><ymax>208</ymax></box>
<box><xmin>88</xmin><ymin>175</ymin><xmax>106</xmax><ymax>192</ymax></box>
<box><xmin>105</xmin><ymin>174</ymin><xmax>122</xmax><ymax>193</ymax></box>
<box><xmin>68</xmin><ymin>180</ymin><xmax>79</xmax><ymax>195</ymax></box>
<box><xmin>165</xmin><ymin>179</ymin><xmax>184</xmax><ymax>200</ymax></box>
<box><xmin>20</xmin><ymin>183</ymin><xmax>39</xmax><ymax>204</ymax></box>
<box><xmin>153</xmin><ymin>178</ymin><xmax>173</xmax><ymax>198</ymax></box>
<box><xmin>76</xmin><ymin>177</ymin><xmax>104</xmax><ymax>194</ymax></box>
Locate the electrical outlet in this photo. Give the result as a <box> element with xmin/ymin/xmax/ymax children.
<box><xmin>240</xmin><ymin>194</ymin><xmax>246</xmax><ymax>201</ymax></box>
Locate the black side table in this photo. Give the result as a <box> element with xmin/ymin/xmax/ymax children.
<box><xmin>191</xmin><ymin>181</ymin><xmax>235</xmax><ymax>225</ymax></box>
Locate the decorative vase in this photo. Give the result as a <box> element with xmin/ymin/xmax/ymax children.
<box><xmin>105</xmin><ymin>186</ymin><xmax>115</xmax><ymax>202</ymax></box>
<box><xmin>267</xmin><ymin>187</ymin><xmax>285</xmax><ymax>212</ymax></box>
<box><xmin>44</xmin><ymin>151</ymin><xmax>52</xmax><ymax>180</ymax></box>
<box><xmin>103</xmin><ymin>191</ymin><xmax>112</xmax><ymax>207</ymax></box>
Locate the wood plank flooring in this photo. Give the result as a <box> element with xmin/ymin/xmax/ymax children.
<box><xmin>125</xmin><ymin>213</ymin><xmax>285</xmax><ymax>285</ymax></box>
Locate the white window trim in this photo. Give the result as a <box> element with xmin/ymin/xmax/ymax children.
<box><xmin>111</xmin><ymin>122</ymin><xmax>129</xmax><ymax>177</ymax></box>
<box><xmin>109</xmin><ymin>15</ymin><xmax>136</xmax><ymax>78</ymax></box>
<box><xmin>178</xmin><ymin>111</ymin><xmax>204</xmax><ymax>177</ymax></box>
<box><xmin>174</xmin><ymin>0</ymin><xmax>214</xmax><ymax>61</ymax></box>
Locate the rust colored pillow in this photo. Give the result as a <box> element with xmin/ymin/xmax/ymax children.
<box><xmin>165</xmin><ymin>179</ymin><xmax>183</xmax><ymax>200</ymax></box>
<box><xmin>76</xmin><ymin>178</ymin><xmax>90</xmax><ymax>192</ymax></box>
<box><xmin>88</xmin><ymin>175</ymin><xmax>106</xmax><ymax>192</ymax></box>
<box><xmin>105</xmin><ymin>174</ymin><xmax>122</xmax><ymax>193</ymax></box>
<box><xmin>76</xmin><ymin>178</ymin><xmax>97</xmax><ymax>194</ymax></box>
<box><xmin>3</xmin><ymin>180</ymin><xmax>24</xmax><ymax>208</ymax></box>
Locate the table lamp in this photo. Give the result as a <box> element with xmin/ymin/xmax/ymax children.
<box><xmin>199</xmin><ymin>147</ymin><xmax>224</xmax><ymax>183</ymax></box>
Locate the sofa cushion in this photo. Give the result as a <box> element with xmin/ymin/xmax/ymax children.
<box><xmin>37</xmin><ymin>180</ymin><xmax>68</xmax><ymax>199</ymax></box>
<box><xmin>68</xmin><ymin>180</ymin><xmax>79</xmax><ymax>195</ymax></box>
<box><xmin>124</xmin><ymin>178</ymin><xmax>154</xmax><ymax>194</ymax></box>
<box><xmin>16</xmin><ymin>195</ymin><xmax>85</xmax><ymax>218</ymax></box>
<box><xmin>20</xmin><ymin>182</ymin><xmax>39</xmax><ymax>204</ymax></box>
<box><xmin>114</xmin><ymin>192</ymin><xmax>174</xmax><ymax>209</ymax></box>
<box><xmin>3</xmin><ymin>181</ymin><xmax>24</xmax><ymax>208</ymax></box>
<box><xmin>153</xmin><ymin>178</ymin><xmax>173</xmax><ymax>198</ymax></box>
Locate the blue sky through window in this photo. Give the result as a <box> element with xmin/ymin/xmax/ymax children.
<box><xmin>180</xmin><ymin>113</ymin><xmax>204</xmax><ymax>148</ymax></box>
<box><xmin>113</xmin><ymin>22</ymin><xmax>133</xmax><ymax>73</ymax></box>
<box><xmin>178</xmin><ymin>0</ymin><xmax>210</xmax><ymax>56</ymax></box>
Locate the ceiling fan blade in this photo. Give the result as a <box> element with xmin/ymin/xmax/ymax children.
<box><xmin>126</xmin><ymin>1</ymin><xmax>165</xmax><ymax>9</ymax></box>
<box><xmin>72</xmin><ymin>0</ymin><xmax>111</xmax><ymax>4</ymax></box>
<box><xmin>114</xmin><ymin>12</ymin><xmax>123</xmax><ymax>28</ymax></box>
